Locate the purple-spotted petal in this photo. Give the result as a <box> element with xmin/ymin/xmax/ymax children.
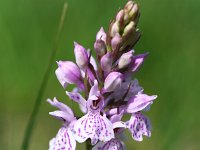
<box><xmin>92</xmin><ymin>138</ymin><xmax>125</xmax><ymax>150</ymax></box>
<box><xmin>127</xmin><ymin>112</ymin><xmax>151</xmax><ymax>141</ymax></box>
<box><xmin>66</xmin><ymin>91</ymin><xmax>87</xmax><ymax>113</ymax></box>
<box><xmin>126</xmin><ymin>93</ymin><xmax>157</xmax><ymax>113</ymax></box>
<box><xmin>73</xmin><ymin>112</ymin><xmax>114</xmax><ymax>145</ymax></box>
<box><xmin>49</xmin><ymin>127</ymin><xmax>76</xmax><ymax>150</ymax></box>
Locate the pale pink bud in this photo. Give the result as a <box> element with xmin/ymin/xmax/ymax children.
<box><xmin>96</xmin><ymin>27</ymin><xmax>107</xmax><ymax>43</ymax></box>
<box><xmin>100</xmin><ymin>52</ymin><xmax>113</xmax><ymax>72</ymax></box>
<box><xmin>116</xmin><ymin>10</ymin><xmax>124</xmax><ymax>22</ymax></box>
<box><xmin>110</xmin><ymin>22</ymin><xmax>120</xmax><ymax>37</ymax></box>
<box><xmin>74</xmin><ymin>42</ymin><xmax>89</xmax><ymax>69</ymax></box>
<box><xmin>111</xmin><ymin>33</ymin><xmax>122</xmax><ymax>51</ymax></box>
<box><xmin>55</xmin><ymin>61</ymin><xmax>82</xmax><ymax>88</ymax></box>
<box><xmin>94</xmin><ymin>39</ymin><xmax>106</xmax><ymax>57</ymax></box>
<box><xmin>104</xmin><ymin>72</ymin><xmax>123</xmax><ymax>92</ymax></box>
<box><xmin>118</xmin><ymin>50</ymin><xmax>134</xmax><ymax>69</ymax></box>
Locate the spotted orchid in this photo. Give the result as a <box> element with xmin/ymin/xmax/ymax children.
<box><xmin>48</xmin><ymin>1</ymin><xmax>157</xmax><ymax>149</ymax></box>
<box><xmin>47</xmin><ymin>98</ymin><xmax>77</xmax><ymax>150</ymax></box>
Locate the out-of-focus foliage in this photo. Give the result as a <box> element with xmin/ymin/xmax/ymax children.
<box><xmin>0</xmin><ymin>0</ymin><xmax>199</xmax><ymax>149</ymax></box>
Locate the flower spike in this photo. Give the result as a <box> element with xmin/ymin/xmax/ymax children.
<box><xmin>48</xmin><ymin>1</ymin><xmax>157</xmax><ymax>149</ymax></box>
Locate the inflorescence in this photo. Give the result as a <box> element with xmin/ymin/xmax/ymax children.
<box><xmin>48</xmin><ymin>1</ymin><xmax>157</xmax><ymax>150</ymax></box>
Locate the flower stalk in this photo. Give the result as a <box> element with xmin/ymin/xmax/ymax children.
<box><xmin>21</xmin><ymin>2</ymin><xmax>68</xmax><ymax>150</ymax></box>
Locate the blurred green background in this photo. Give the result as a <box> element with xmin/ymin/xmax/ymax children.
<box><xmin>0</xmin><ymin>0</ymin><xmax>199</xmax><ymax>149</ymax></box>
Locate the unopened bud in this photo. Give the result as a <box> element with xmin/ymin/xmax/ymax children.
<box><xmin>55</xmin><ymin>61</ymin><xmax>82</xmax><ymax>88</ymax></box>
<box><xmin>104</xmin><ymin>72</ymin><xmax>123</xmax><ymax>92</ymax></box>
<box><xmin>123</xmin><ymin>12</ymin><xmax>129</xmax><ymax>25</ymax></box>
<box><xmin>123</xmin><ymin>21</ymin><xmax>135</xmax><ymax>37</ymax></box>
<box><xmin>100</xmin><ymin>52</ymin><xmax>113</xmax><ymax>72</ymax></box>
<box><xmin>116</xmin><ymin>10</ymin><xmax>124</xmax><ymax>23</ymax></box>
<box><xmin>118</xmin><ymin>50</ymin><xmax>134</xmax><ymax>69</ymax></box>
<box><xmin>94</xmin><ymin>39</ymin><xmax>106</xmax><ymax>57</ymax></box>
<box><xmin>129</xmin><ymin>3</ymin><xmax>139</xmax><ymax>19</ymax></box>
<box><xmin>96</xmin><ymin>27</ymin><xmax>107</xmax><ymax>43</ymax></box>
<box><xmin>110</xmin><ymin>21</ymin><xmax>120</xmax><ymax>37</ymax></box>
<box><xmin>74</xmin><ymin>42</ymin><xmax>89</xmax><ymax>70</ymax></box>
<box><xmin>111</xmin><ymin>33</ymin><xmax>122</xmax><ymax>51</ymax></box>
<box><xmin>124</xmin><ymin>1</ymin><xmax>134</xmax><ymax>11</ymax></box>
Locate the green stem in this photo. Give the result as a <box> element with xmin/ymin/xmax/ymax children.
<box><xmin>21</xmin><ymin>2</ymin><xmax>68</xmax><ymax>150</ymax></box>
<box><xmin>86</xmin><ymin>140</ymin><xmax>92</xmax><ymax>150</ymax></box>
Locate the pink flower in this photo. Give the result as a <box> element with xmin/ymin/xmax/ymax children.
<box><xmin>127</xmin><ymin>112</ymin><xmax>151</xmax><ymax>141</ymax></box>
<box><xmin>47</xmin><ymin>98</ymin><xmax>77</xmax><ymax>150</ymax></box>
<box><xmin>72</xmin><ymin>81</ymin><xmax>114</xmax><ymax>145</ymax></box>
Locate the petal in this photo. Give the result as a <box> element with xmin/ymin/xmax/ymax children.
<box><xmin>92</xmin><ymin>138</ymin><xmax>125</xmax><ymax>150</ymax></box>
<box><xmin>87</xmin><ymin>67</ymin><xmax>96</xmax><ymax>82</ymax></box>
<box><xmin>112</xmin><ymin>121</ymin><xmax>126</xmax><ymax>135</ymax></box>
<box><xmin>110</xmin><ymin>110</ymin><xmax>124</xmax><ymax>123</ymax></box>
<box><xmin>47</xmin><ymin>98</ymin><xmax>74</xmax><ymax>117</ymax></box>
<box><xmin>118</xmin><ymin>50</ymin><xmax>133</xmax><ymax>69</ymax></box>
<box><xmin>55</xmin><ymin>61</ymin><xmax>82</xmax><ymax>88</ymax></box>
<box><xmin>127</xmin><ymin>112</ymin><xmax>151</xmax><ymax>141</ymax></box>
<box><xmin>55</xmin><ymin>67</ymin><xmax>68</xmax><ymax>88</ymax></box>
<box><xmin>112</xmin><ymin>122</ymin><xmax>126</xmax><ymax>129</ymax></box>
<box><xmin>49</xmin><ymin>127</ymin><xmax>76</xmax><ymax>150</ymax></box>
<box><xmin>100</xmin><ymin>52</ymin><xmax>113</xmax><ymax>72</ymax></box>
<box><xmin>131</xmin><ymin>53</ymin><xmax>148</xmax><ymax>72</ymax></box>
<box><xmin>73</xmin><ymin>112</ymin><xmax>114</xmax><ymax>145</ymax></box>
<box><xmin>96</xmin><ymin>27</ymin><xmax>107</xmax><ymax>43</ymax></box>
<box><xmin>126</xmin><ymin>93</ymin><xmax>157</xmax><ymax>113</ymax></box>
<box><xmin>74</xmin><ymin>42</ymin><xmax>89</xmax><ymax>69</ymax></box>
<box><xmin>49</xmin><ymin>110</ymin><xmax>75</xmax><ymax>123</ymax></box>
<box><xmin>111</xmin><ymin>33</ymin><xmax>122</xmax><ymax>51</ymax></box>
<box><xmin>89</xmin><ymin>80</ymin><xmax>99</xmax><ymax>97</ymax></box>
<box><xmin>104</xmin><ymin>72</ymin><xmax>123</xmax><ymax>92</ymax></box>
<box><xmin>48</xmin><ymin>138</ymin><xmax>55</xmax><ymax>150</ymax></box>
<box><xmin>66</xmin><ymin>91</ymin><xmax>87</xmax><ymax>113</ymax></box>
<box><xmin>90</xmin><ymin>54</ymin><xmax>97</xmax><ymax>71</ymax></box>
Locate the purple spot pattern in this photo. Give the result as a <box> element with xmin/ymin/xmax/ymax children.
<box><xmin>128</xmin><ymin>112</ymin><xmax>151</xmax><ymax>141</ymax></box>
<box><xmin>73</xmin><ymin>111</ymin><xmax>114</xmax><ymax>145</ymax></box>
<box><xmin>49</xmin><ymin>127</ymin><xmax>76</xmax><ymax>150</ymax></box>
<box><xmin>93</xmin><ymin>138</ymin><xmax>124</xmax><ymax>150</ymax></box>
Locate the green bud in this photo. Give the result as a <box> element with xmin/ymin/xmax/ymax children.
<box><xmin>129</xmin><ymin>3</ymin><xmax>139</xmax><ymax>20</ymax></box>
<box><xmin>123</xmin><ymin>21</ymin><xmax>135</xmax><ymax>37</ymax></box>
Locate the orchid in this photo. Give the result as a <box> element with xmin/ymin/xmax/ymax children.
<box><xmin>47</xmin><ymin>98</ymin><xmax>77</xmax><ymax>150</ymax></box>
<box><xmin>48</xmin><ymin>1</ymin><xmax>157</xmax><ymax>149</ymax></box>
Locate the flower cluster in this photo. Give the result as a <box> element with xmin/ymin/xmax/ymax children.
<box><xmin>48</xmin><ymin>1</ymin><xmax>157</xmax><ymax>150</ymax></box>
